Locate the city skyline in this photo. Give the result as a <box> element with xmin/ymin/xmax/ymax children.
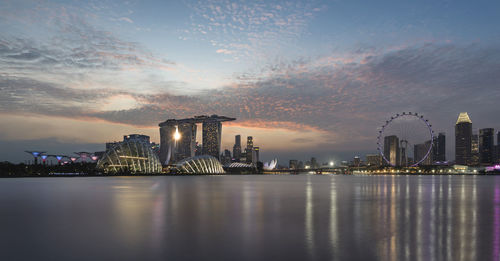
<box><xmin>15</xmin><ymin>111</ymin><xmax>500</xmax><ymax>168</ymax></box>
<box><xmin>1</xmin><ymin>0</ymin><xmax>500</xmax><ymax>164</ymax></box>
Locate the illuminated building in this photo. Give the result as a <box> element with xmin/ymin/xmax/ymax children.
<box><xmin>366</xmin><ymin>154</ymin><xmax>382</xmax><ymax>167</ymax></box>
<box><xmin>455</xmin><ymin>112</ymin><xmax>472</xmax><ymax>165</ymax></box>
<box><xmin>246</xmin><ymin>136</ymin><xmax>253</xmax><ymax>163</ymax></box>
<box><xmin>384</xmin><ymin>135</ymin><xmax>400</xmax><ymax>166</ymax></box>
<box><xmin>198</xmin><ymin>115</ymin><xmax>235</xmax><ymax>160</ymax></box>
<box><xmin>159</xmin><ymin>119</ymin><xmax>197</xmax><ymax>165</ymax></box>
<box><xmin>159</xmin><ymin>115</ymin><xmax>235</xmax><ymax>165</ymax></box>
<box><xmin>263</xmin><ymin>159</ymin><xmax>278</xmax><ymax>170</ymax></box>
<box><xmin>175</xmin><ymin>155</ymin><xmax>225</xmax><ymax>174</ymax></box>
<box><xmin>97</xmin><ymin>139</ymin><xmax>162</xmax><ymax>174</ymax></box>
<box><xmin>202</xmin><ymin>119</ymin><xmax>222</xmax><ymax>159</ymax></box>
<box><xmin>177</xmin><ymin>122</ymin><xmax>197</xmax><ymax>160</ymax></box>
<box><xmin>479</xmin><ymin>128</ymin><xmax>494</xmax><ymax>164</ymax></box>
<box><xmin>233</xmin><ymin>135</ymin><xmax>241</xmax><ymax>162</ymax></box>
<box><xmin>227</xmin><ymin>162</ymin><xmax>254</xmax><ymax>168</ymax></box>
<box><xmin>225</xmin><ymin>162</ymin><xmax>256</xmax><ymax>174</ymax></box>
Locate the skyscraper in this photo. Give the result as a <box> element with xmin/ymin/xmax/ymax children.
<box><xmin>178</xmin><ymin>122</ymin><xmax>197</xmax><ymax>160</ymax></box>
<box><xmin>252</xmin><ymin>147</ymin><xmax>260</xmax><ymax>164</ymax></box>
<box><xmin>246</xmin><ymin>136</ymin><xmax>253</xmax><ymax>164</ymax></box>
<box><xmin>221</xmin><ymin>149</ymin><xmax>232</xmax><ymax>165</ymax></box>
<box><xmin>159</xmin><ymin>120</ymin><xmax>178</xmax><ymax>165</ymax></box>
<box><xmin>233</xmin><ymin>135</ymin><xmax>241</xmax><ymax>162</ymax></box>
<box><xmin>202</xmin><ymin>120</ymin><xmax>222</xmax><ymax>159</ymax></box>
<box><xmin>414</xmin><ymin>140</ymin><xmax>432</xmax><ymax>165</ymax></box>
<box><xmin>497</xmin><ymin>131</ymin><xmax>500</xmax><ymax>163</ymax></box>
<box><xmin>432</xmin><ymin>132</ymin><xmax>446</xmax><ymax>162</ymax></box>
<box><xmin>471</xmin><ymin>133</ymin><xmax>479</xmax><ymax>166</ymax></box>
<box><xmin>384</xmin><ymin>135</ymin><xmax>400</xmax><ymax>166</ymax></box>
<box><xmin>159</xmin><ymin>119</ymin><xmax>197</xmax><ymax>164</ymax></box>
<box><xmin>159</xmin><ymin>115</ymin><xmax>236</xmax><ymax>165</ymax></box>
<box><xmin>455</xmin><ymin>112</ymin><xmax>472</xmax><ymax>165</ymax></box>
<box><xmin>479</xmin><ymin>128</ymin><xmax>494</xmax><ymax>165</ymax></box>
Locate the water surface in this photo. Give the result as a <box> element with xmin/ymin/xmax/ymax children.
<box><xmin>0</xmin><ymin>175</ymin><xmax>499</xmax><ymax>261</ymax></box>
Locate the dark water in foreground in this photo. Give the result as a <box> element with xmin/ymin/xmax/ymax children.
<box><xmin>1</xmin><ymin>175</ymin><xmax>499</xmax><ymax>261</ymax></box>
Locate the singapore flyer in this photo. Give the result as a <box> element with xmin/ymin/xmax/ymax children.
<box><xmin>377</xmin><ymin>112</ymin><xmax>434</xmax><ymax>167</ymax></box>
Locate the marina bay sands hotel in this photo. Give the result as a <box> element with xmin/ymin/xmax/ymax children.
<box><xmin>159</xmin><ymin>115</ymin><xmax>235</xmax><ymax>165</ymax></box>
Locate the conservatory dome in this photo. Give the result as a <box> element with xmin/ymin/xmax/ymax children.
<box><xmin>175</xmin><ymin>155</ymin><xmax>225</xmax><ymax>174</ymax></box>
<box><xmin>97</xmin><ymin>140</ymin><xmax>162</xmax><ymax>174</ymax></box>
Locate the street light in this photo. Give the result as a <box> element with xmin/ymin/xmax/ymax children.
<box><xmin>329</xmin><ymin>161</ymin><xmax>334</xmax><ymax>166</ymax></box>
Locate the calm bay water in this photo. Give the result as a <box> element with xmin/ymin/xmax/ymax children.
<box><xmin>0</xmin><ymin>174</ymin><xmax>499</xmax><ymax>261</ymax></box>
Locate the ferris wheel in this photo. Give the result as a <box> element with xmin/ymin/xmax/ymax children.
<box><xmin>377</xmin><ymin>112</ymin><xmax>434</xmax><ymax>167</ymax></box>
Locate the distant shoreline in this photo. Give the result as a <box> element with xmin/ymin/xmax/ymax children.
<box><xmin>1</xmin><ymin>172</ymin><xmax>499</xmax><ymax>178</ymax></box>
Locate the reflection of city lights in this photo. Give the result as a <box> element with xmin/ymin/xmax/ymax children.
<box><xmin>173</xmin><ymin>126</ymin><xmax>181</xmax><ymax>141</ymax></box>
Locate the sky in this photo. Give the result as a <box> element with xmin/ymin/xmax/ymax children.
<box><xmin>1</xmin><ymin>0</ymin><xmax>500</xmax><ymax>164</ymax></box>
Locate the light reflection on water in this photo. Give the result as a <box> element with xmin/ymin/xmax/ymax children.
<box><xmin>0</xmin><ymin>175</ymin><xmax>499</xmax><ymax>261</ymax></box>
<box><xmin>305</xmin><ymin>177</ymin><xmax>314</xmax><ymax>259</ymax></box>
